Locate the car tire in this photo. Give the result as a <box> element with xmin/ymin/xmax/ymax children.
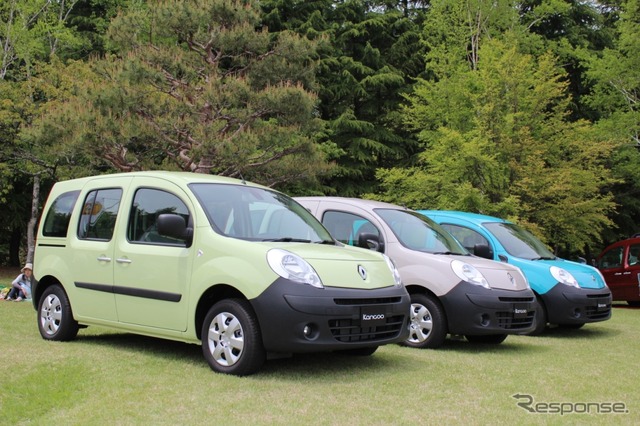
<box><xmin>402</xmin><ymin>293</ymin><xmax>447</xmax><ymax>349</ymax></box>
<box><xmin>38</xmin><ymin>284</ymin><xmax>79</xmax><ymax>341</ymax></box>
<box><xmin>202</xmin><ymin>299</ymin><xmax>265</xmax><ymax>376</ymax></box>
<box><xmin>526</xmin><ymin>296</ymin><xmax>547</xmax><ymax>336</ymax></box>
<box><xmin>465</xmin><ymin>334</ymin><xmax>508</xmax><ymax>344</ymax></box>
<box><xmin>627</xmin><ymin>301</ymin><xmax>640</xmax><ymax>307</ymax></box>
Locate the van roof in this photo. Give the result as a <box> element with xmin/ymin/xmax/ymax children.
<box><xmin>53</xmin><ymin>171</ymin><xmax>266</xmax><ymax>189</ymax></box>
<box><xmin>295</xmin><ymin>196</ymin><xmax>412</xmax><ymax>211</ymax></box>
<box><xmin>419</xmin><ymin>210</ymin><xmax>511</xmax><ymax>226</ymax></box>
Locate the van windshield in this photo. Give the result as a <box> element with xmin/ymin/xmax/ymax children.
<box><xmin>484</xmin><ymin>222</ymin><xmax>556</xmax><ymax>260</ymax></box>
<box><xmin>375</xmin><ymin>209</ymin><xmax>467</xmax><ymax>255</ymax></box>
<box><xmin>189</xmin><ymin>183</ymin><xmax>334</xmax><ymax>243</ymax></box>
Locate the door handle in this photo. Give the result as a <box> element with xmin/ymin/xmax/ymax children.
<box><xmin>97</xmin><ymin>256</ymin><xmax>111</xmax><ymax>262</ymax></box>
<box><xmin>116</xmin><ymin>258</ymin><xmax>132</xmax><ymax>264</ymax></box>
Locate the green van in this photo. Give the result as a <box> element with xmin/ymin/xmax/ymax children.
<box><xmin>32</xmin><ymin>172</ymin><xmax>409</xmax><ymax>375</ymax></box>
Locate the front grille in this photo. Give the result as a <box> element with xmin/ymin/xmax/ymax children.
<box><xmin>496</xmin><ymin>311</ymin><xmax>535</xmax><ymax>330</ymax></box>
<box><xmin>585</xmin><ymin>304</ymin><xmax>611</xmax><ymax>320</ymax></box>
<box><xmin>329</xmin><ymin>315</ymin><xmax>405</xmax><ymax>342</ymax></box>
<box><xmin>333</xmin><ymin>297</ymin><xmax>403</xmax><ymax>306</ymax></box>
<box><xmin>498</xmin><ymin>296</ymin><xmax>535</xmax><ymax>303</ymax></box>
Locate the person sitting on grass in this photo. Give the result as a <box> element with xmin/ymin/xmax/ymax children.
<box><xmin>3</xmin><ymin>263</ymin><xmax>33</xmax><ymax>302</ymax></box>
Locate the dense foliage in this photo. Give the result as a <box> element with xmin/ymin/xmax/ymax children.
<box><xmin>1</xmin><ymin>0</ymin><xmax>638</xmax><ymax>264</ymax></box>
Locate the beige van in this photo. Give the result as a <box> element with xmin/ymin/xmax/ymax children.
<box><xmin>297</xmin><ymin>197</ymin><xmax>536</xmax><ymax>348</ymax></box>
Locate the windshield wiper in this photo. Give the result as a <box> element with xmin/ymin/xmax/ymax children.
<box><xmin>531</xmin><ymin>256</ymin><xmax>557</xmax><ymax>261</ymax></box>
<box><xmin>315</xmin><ymin>240</ymin><xmax>337</xmax><ymax>245</ymax></box>
<box><xmin>263</xmin><ymin>237</ymin><xmax>312</xmax><ymax>243</ymax></box>
<box><xmin>432</xmin><ymin>251</ymin><xmax>459</xmax><ymax>255</ymax></box>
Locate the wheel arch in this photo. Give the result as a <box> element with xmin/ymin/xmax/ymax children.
<box><xmin>195</xmin><ymin>284</ymin><xmax>248</xmax><ymax>340</ymax></box>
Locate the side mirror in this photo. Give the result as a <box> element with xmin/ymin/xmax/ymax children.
<box><xmin>473</xmin><ymin>244</ymin><xmax>494</xmax><ymax>260</ymax></box>
<box><xmin>157</xmin><ymin>214</ymin><xmax>193</xmax><ymax>246</ymax></box>
<box><xmin>357</xmin><ymin>233</ymin><xmax>384</xmax><ymax>253</ymax></box>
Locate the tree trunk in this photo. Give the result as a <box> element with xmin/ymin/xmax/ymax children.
<box><xmin>26</xmin><ymin>174</ymin><xmax>40</xmax><ymax>263</ymax></box>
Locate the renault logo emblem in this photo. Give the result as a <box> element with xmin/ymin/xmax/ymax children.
<box><xmin>358</xmin><ymin>265</ymin><xmax>367</xmax><ymax>280</ymax></box>
<box><xmin>507</xmin><ymin>273</ymin><xmax>515</xmax><ymax>286</ymax></box>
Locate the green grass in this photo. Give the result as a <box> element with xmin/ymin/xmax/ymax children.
<box><xmin>1</xmin><ymin>267</ymin><xmax>638</xmax><ymax>425</ymax></box>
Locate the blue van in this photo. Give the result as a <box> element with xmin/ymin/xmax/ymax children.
<box><xmin>420</xmin><ymin>211</ymin><xmax>612</xmax><ymax>334</ymax></box>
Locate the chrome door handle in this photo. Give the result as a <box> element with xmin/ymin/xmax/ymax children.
<box><xmin>116</xmin><ymin>258</ymin><xmax>132</xmax><ymax>264</ymax></box>
<box><xmin>97</xmin><ymin>256</ymin><xmax>111</xmax><ymax>262</ymax></box>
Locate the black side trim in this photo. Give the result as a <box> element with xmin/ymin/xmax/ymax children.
<box><xmin>37</xmin><ymin>243</ymin><xmax>66</xmax><ymax>248</ymax></box>
<box><xmin>75</xmin><ymin>282</ymin><xmax>181</xmax><ymax>302</ymax></box>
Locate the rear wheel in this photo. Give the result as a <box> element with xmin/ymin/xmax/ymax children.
<box><xmin>402</xmin><ymin>293</ymin><xmax>447</xmax><ymax>349</ymax></box>
<box><xmin>202</xmin><ymin>299</ymin><xmax>265</xmax><ymax>376</ymax></box>
<box><xmin>38</xmin><ymin>284</ymin><xmax>79</xmax><ymax>341</ymax></box>
<box><xmin>465</xmin><ymin>334</ymin><xmax>507</xmax><ymax>344</ymax></box>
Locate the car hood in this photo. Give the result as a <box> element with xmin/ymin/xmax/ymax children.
<box><xmin>451</xmin><ymin>254</ymin><xmax>531</xmax><ymax>291</ymax></box>
<box><xmin>508</xmin><ymin>257</ymin><xmax>606</xmax><ymax>290</ymax></box>
<box><xmin>268</xmin><ymin>242</ymin><xmax>397</xmax><ymax>290</ymax></box>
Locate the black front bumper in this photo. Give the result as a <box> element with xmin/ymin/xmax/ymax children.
<box><xmin>542</xmin><ymin>284</ymin><xmax>611</xmax><ymax>325</ymax></box>
<box><xmin>250</xmin><ymin>278</ymin><xmax>410</xmax><ymax>354</ymax></box>
<box><xmin>440</xmin><ymin>282</ymin><xmax>536</xmax><ymax>336</ymax></box>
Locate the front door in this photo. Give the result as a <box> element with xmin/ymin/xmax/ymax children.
<box><xmin>113</xmin><ymin>181</ymin><xmax>193</xmax><ymax>331</ymax></box>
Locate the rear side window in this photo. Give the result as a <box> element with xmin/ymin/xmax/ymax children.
<box><xmin>127</xmin><ymin>188</ymin><xmax>190</xmax><ymax>245</ymax></box>
<box><xmin>42</xmin><ymin>191</ymin><xmax>80</xmax><ymax>237</ymax></box>
<box><xmin>78</xmin><ymin>189</ymin><xmax>122</xmax><ymax>241</ymax></box>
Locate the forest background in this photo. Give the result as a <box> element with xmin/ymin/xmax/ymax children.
<box><xmin>0</xmin><ymin>0</ymin><xmax>638</xmax><ymax>266</ymax></box>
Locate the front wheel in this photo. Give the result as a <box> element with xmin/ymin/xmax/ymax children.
<box><xmin>202</xmin><ymin>299</ymin><xmax>265</xmax><ymax>376</ymax></box>
<box><xmin>38</xmin><ymin>284</ymin><xmax>79</xmax><ymax>341</ymax></box>
<box><xmin>402</xmin><ymin>293</ymin><xmax>447</xmax><ymax>349</ymax></box>
<box><xmin>527</xmin><ymin>296</ymin><xmax>547</xmax><ymax>336</ymax></box>
<box><xmin>465</xmin><ymin>334</ymin><xmax>507</xmax><ymax>344</ymax></box>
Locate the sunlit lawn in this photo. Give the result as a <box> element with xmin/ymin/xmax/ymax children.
<box><xmin>1</xmin><ymin>268</ymin><xmax>638</xmax><ymax>425</ymax></box>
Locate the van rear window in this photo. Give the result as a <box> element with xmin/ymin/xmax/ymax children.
<box><xmin>42</xmin><ymin>191</ymin><xmax>80</xmax><ymax>237</ymax></box>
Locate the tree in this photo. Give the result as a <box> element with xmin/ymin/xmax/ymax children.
<box><xmin>373</xmin><ymin>0</ymin><xmax>617</xmax><ymax>256</ymax></box>
<box><xmin>28</xmin><ymin>0</ymin><xmax>332</xmax><ymax>191</ymax></box>
<box><xmin>585</xmin><ymin>0</ymin><xmax>640</xmax><ymax>242</ymax></box>
<box><xmin>261</xmin><ymin>0</ymin><xmax>428</xmax><ymax>195</ymax></box>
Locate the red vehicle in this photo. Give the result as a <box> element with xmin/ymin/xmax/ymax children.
<box><xmin>596</xmin><ymin>237</ymin><xmax>640</xmax><ymax>306</ymax></box>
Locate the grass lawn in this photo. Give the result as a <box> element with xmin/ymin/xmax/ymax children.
<box><xmin>1</xmin><ymin>267</ymin><xmax>638</xmax><ymax>425</ymax></box>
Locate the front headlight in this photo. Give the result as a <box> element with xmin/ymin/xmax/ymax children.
<box><xmin>451</xmin><ymin>260</ymin><xmax>490</xmax><ymax>289</ymax></box>
<box><xmin>267</xmin><ymin>249</ymin><xmax>323</xmax><ymax>288</ymax></box>
<box><xmin>550</xmin><ymin>266</ymin><xmax>579</xmax><ymax>288</ymax></box>
<box><xmin>383</xmin><ymin>254</ymin><xmax>403</xmax><ymax>287</ymax></box>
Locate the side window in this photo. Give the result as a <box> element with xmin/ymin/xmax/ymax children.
<box><xmin>441</xmin><ymin>224</ymin><xmax>490</xmax><ymax>252</ymax></box>
<box><xmin>42</xmin><ymin>191</ymin><xmax>80</xmax><ymax>237</ymax></box>
<box><xmin>78</xmin><ymin>189</ymin><xmax>122</xmax><ymax>241</ymax></box>
<box><xmin>628</xmin><ymin>244</ymin><xmax>640</xmax><ymax>266</ymax></box>
<box><xmin>127</xmin><ymin>188</ymin><xmax>190</xmax><ymax>245</ymax></box>
<box><xmin>322</xmin><ymin>211</ymin><xmax>380</xmax><ymax>248</ymax></box>
<box><xmin>598</xmin><ymin>247</ymin><xmax>624</xmax><ymax>269</ymax></box>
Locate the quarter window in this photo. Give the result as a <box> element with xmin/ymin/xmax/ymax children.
<box><xmin>42</xmin><ymin>191</ymin><xmax>80</xmax><ymax>237</ymax></box>
<box><xmin>78</xmin><ymin>189</ymin><xmax>122</xmax><ymax>241</ymax></box>
<box><xmin>127</xmin><ymin>188</ymin><xmax>190</xmax><ymax>245</ymax></box>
